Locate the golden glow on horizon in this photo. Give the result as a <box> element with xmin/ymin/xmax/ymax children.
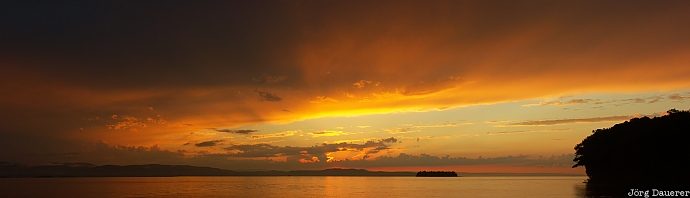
<box><xmin>4</xmin><ymin>1</ymin><xmax>690</xmax><ymax>173</ymax></box>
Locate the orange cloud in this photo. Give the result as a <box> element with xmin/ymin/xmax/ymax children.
<box><xmin>4</xmin><ymin>1</ymin><xmax>690</xmax><ymax>169</ymax></box>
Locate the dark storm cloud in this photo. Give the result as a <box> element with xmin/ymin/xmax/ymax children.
<box><xmin>4</xmin><ymin>0</ymin><xmax>689</xmax><ymax>91</ymax></box>
<box><xmin>253</xmin><ymin>75</ymin><xmax>288</xmax><ymax>84</ymax></box>
<box><xmin>225</xmin><ymin>137</ymin><xmax>399</xmax><ymax>159</ymax></box>
<box><xmin>1</xmin><ymin>1</ymin><xmax>304</xmax><ymax>89</ymax></box>
<box><xmin>256</xmin><ymin>91</ymin><xmax>282</xmax><ymax>102</ymax></box>
<box><xmin>194</xmin><ymin>140</ymin><xmax>223</xmax><ymax>147</ymax></box>
<box><xmin>211</xmin><ymin>128</ymin><xmax>258</xmax><ymax>134</ymax></box>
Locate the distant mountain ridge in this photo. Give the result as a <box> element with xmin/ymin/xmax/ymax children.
<box><xmin>0</xmin><ymin>163</ymin><xmax>415</xmax><ymax>177</ymax></box>
<box><xmin>416</xmin><ymin>171</ymin><xmax>458</xmax><ymax>177</ymax></box>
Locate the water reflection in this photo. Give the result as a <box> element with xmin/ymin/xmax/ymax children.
<box><xmin>0</xmin><ymin>176</ymin><xmax>590</xmax><ymax>198</ymax></box>
<box><xmin>573</xmin><ymin>181</ymin><xmax>618</xmax><ymax>198</ymax></box>
<box><xmin>574</xmin><ymin>181</ymin><xmax>675</xmax><ymax>198</ymax></box>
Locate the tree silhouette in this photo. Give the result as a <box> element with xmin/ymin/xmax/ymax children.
<box><xmin>573</xmin><ymin>109</ymin><xmax>690</xmax><ymax>186</ymax></box>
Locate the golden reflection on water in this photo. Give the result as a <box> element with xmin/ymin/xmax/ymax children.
<box><xmin>0</xmin><ymin>176</ymin><xmax>590</xmax><ymax>198</ymax></box>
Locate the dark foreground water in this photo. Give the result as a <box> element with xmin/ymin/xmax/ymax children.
<box><xmin>0</xmin><ymin>176</ymin><xmax>591</xmax><ymax>198</ymax></box>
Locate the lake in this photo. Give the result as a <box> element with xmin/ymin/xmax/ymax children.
<box><xmin>0</xmin><ymin>176</ymin><xmax>592</xmax><ymax>198</ymax></box>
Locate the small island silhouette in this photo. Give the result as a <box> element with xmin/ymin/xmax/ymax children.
<box><xmin>416</xmin><ymin>171</ymin><xmax>458</xmax><ymax>177</ymax></box>
<box><xmin>573</xmin><ymin>109</ymin><xmax>690</xmax><ymax>190</ymax></box>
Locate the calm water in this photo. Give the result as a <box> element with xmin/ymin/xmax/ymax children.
<box><xmin>0</xmin><ymin>176</ymin><xmax>591</xmax><ymax>198</ymax></box>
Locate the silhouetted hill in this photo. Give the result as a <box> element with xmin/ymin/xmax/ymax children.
<box><xmin>416</xmin><ymin>171</ymin><xmax>458</xmax><ymax>177</ymax></box>
<box><xmin>287</xmin><ymin>168</ymin><xmax>414</xmax><ymax>176</ymax></box>
<box><xmin>573</xmin><ymin>109</ymin><xmax>690</xmax><ymax>187</ymax></box>
<box><xmin>227</xmin><ymin>168</ymin><xmax>414</xmax><ymax>176</ymax></box>
<box><xmin>0</xmin><ymin>163</ymin><xmax>414</xmax><ymax>177</ymax></box>
<box><xmin>0</xmin><ymin>163</ymin><xmax>237</xmax><ymax>177</ymax></box>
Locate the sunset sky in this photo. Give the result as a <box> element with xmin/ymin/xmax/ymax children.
<box><xmin>2</xmin><ymin>0</ymin><xmax>690</xmax><ymax>174</ymax></box>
